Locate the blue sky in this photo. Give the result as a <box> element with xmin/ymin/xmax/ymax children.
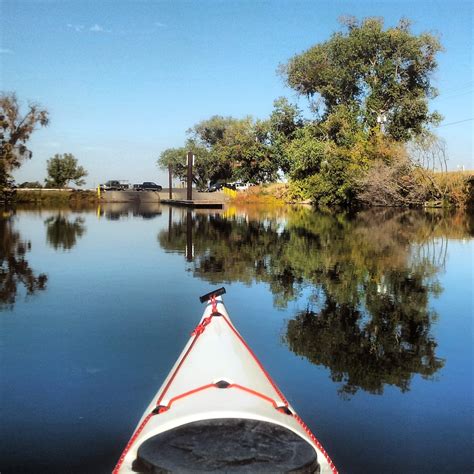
<box><xmin>1</xmin><ymin>0</ymin><xmax>473</xmax><ymax>187</ymax></box>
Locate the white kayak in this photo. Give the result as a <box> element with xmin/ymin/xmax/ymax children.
<box><xmin>113</xmin><ymin>288</ymin><xmax>337</xmax><ymax>473</ymax></box>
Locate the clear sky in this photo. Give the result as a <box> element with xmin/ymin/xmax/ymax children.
<box><xmin>1</xmin><ymin>0</ymin><xmax>473</xmax><ymax>188</ymax></box>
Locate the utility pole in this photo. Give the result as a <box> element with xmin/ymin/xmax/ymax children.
<box><xmin>186</xmin><ymin>151</ymin><xmax>194</xmax><ymax>200</ymax></box>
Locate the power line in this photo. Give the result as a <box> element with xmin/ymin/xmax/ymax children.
<box><xmin>435</xmin><ymin>118</ymin><xmax>473</xmax><ymax>128</ymax></box>
<box><xmin>433</xmin><ymin>89</ymin><xmax>473</xmax><ymax>101</ymax></box>
<box><xmin>436</xmin><ymin>81</ymin><xmax>473</xmax><ymax>94</ymax></box>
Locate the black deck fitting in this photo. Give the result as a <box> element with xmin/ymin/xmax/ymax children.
<box><xmin>278</xmin><ymin>406</ymin><xmax>293</xmax><ymax>415</ymax></box>
<box><xmin>199</xmin><ymin>287</ymin><xmax>226</xmax><ymax>303</ymax></box>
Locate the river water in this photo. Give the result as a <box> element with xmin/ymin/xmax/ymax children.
<box><xmin>0</xmin><ymin>203</ymin><xmax>472</xmax><ymax>473</ymax></box>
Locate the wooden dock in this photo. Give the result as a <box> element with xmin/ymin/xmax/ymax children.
<box><xmin>161</xmin><ymin>199</ymin><xmax>223</xmax><ymax>209</ymax></box>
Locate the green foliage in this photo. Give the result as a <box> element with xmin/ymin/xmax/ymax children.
<box><xmin>18</xmin><ymin>181</ymin><xmax>43</xmax><ymax>188</ymax></box>
<box><xmin>286</xmin><ymin>127</ymin><xmax>330</xmax><ymax>179</ymax></box>
<box><xmin>45</xmin><ymin>153</ymin><xmax>88</xmax><ymax>188</ymax></box>
<box><xmin>158</xmin><ymin>142</ymin><xmax>230</xmax><ymax>190</ymax></box>
<box><xmin>160</xmin><ymin>114</ymin><xmax>283</xmax><ymax>186</ymax></box>
<box><xmin>282</xmin><ymin>17</ymin><xmax>442</xmax><ymax>141</ymax></box>
<box><xmin>269</xmin><ymin>98</ymin><xmax>304</xmax><ymax>136</ymax></box>
<box><xmin>258</xmin><ymin>97</ymin><xmax>305</xmax><ymax>174</ymax></box>
<box><xmin>190</xmin><ymin>115</ymin><xmax>278</xmax><ymax>183</ymax></box>
<box><xmin>211</xmin><ymin>117</ymin><xmax>279</xmax><ymax>183</ymax></box>
<box><xmin>158</xmin><ymin>146</ymin><xmax>187</xmax><ymax>181</ymax></box>
<box><xmin>0</xmin><ymin>92</ymin><xmax>49</xmax><ymax>189</ymax></box>
<box><xmin>189</xmin><ymin>115</ymin><xmax>236</xmax><ymax>147</ymax></box>
<box><xmin>284</xmin><ymin>120</ymin><xmax>371</xmax><ymax>206</ymax></box>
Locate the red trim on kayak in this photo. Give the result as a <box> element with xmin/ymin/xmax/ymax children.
<box><xmin>293</xmin><ymin>413</ymin><xmax>338</xmax><ymax>474</ymax></box>
<box><xmin>210</xmin><ymin>295</ymin><xmax>218</xmax><ymax>313</ymax></box>
<box><xmin>164</xmin><ymin>382</ymin><xmax>216</xmax><ymax>407</ymax></box>
<box><xmin>112</xmin><ymin>412</ymin><xmax>153</xmax><ymax>474</ymax></box>
<box><xmin>191</xmin><ymin>315</ymin><xmax>213</xmax><ymax>336</ymax></box>
<box><xmin>220</xmin><ymin>314</ymin><xmax>288</xmax><ymax>404</ymax></box>
<box><xmin>114</xmin><ymin>380</ymin><xmax>338</xmax><ymax>473</ymax></box>
<box><xmin>113</xmin><ymin>304</ymin><xmax>338</xmax><ymax>473</ymax></box>
<box><xmin>160</xmin><ymin>382</ymin><xmax>284</xmax><ymax>412</ymax></box>
<box><xmin>113</xmin><ymin>324</ymin><xmax>207</xmax><ymax>472</ymax></box>
<box><xmin>220</xmin><ymin>313</ymin><xmax>338</xmax><ymax>473</ymax></box>
<box><xmin>156</xmin><ymin>326</ymin><xmax>203</xmax><ymax>406</ymax></box>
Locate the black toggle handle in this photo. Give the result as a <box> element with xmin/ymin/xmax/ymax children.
<box><xmin>199</xmin><ymin>287</ymin><xmax>226</xmax><ymax>303</ymax></box>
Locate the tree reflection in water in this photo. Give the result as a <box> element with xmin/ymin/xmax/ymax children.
<box><xmin>44</xmin><ymin>214</ymin><xmax>86</xmax><ymax>250</ymax></box>
<box><xmin>159</xmin><ymin>207</ymin><xmax>473</xmax><ymax>396</ymax></box>
<box><xmin>0</xmin><ymin>212</ymin><xmax>47</xmax><ymax>309</ymax></box>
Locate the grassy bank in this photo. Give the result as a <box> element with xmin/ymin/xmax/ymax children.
<box><xmin>13</xmin><ymin>188</ymin><xmax>98</xmax><ymax>205</ymax></box>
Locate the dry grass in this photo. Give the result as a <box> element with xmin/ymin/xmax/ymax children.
<box><xmin>429</xmin><ymin>170</ymin><xmax>474</xmax><ymax>208</ymax></box>
<box><xmin>231</xmin><ymin>184</ymin><xmax>288</xmax><ymax>205</ymax></box>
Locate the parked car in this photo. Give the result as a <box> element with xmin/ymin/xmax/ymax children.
<box><xmin>100</xmin><ymin>180</ymin><xmax>130</xmax><ymax>191</ymax></box>
<box><xmin>141</xmin><ymin>182</ymin><xmax>163</xmax><ymax>191</ymax></box>
<box><xmin>207</xmin><ymin>182</ymin><xmax>236</xmax><ymax>192</ymax></box>
<box><xmin>132</xmin><ymin>184</ymin><xmax>143</xmax><ymax>191</ymax></box>
<box><xmin>233</xmin><ymin>182</ymin><xmax>250</xmax><ymax>191</ymax></box>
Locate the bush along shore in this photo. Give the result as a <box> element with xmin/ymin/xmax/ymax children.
<box><xmin>232</xmin><ymin>172</ymin><xmax>474</xmax><ymax>210</ymax></box>
<box><xmin>9</xmin><ymin>188</ymin><xmax>98</xmax><ymax>205</ymax></box>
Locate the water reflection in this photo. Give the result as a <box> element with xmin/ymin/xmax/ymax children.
<box><xmin>159</xmin><ymin>207</ymin><xmax>473</xmax><ymax>396</ymax></box>
<box><xmin>285</xmin><ymin>292</ymin><xmax>444</xmax><ymax>397</ymax></box>
<box><xmin>98</xmin><ymin>203</ymin><xmax>162</xmax><ymax>220</ymax></box>
<box><xmin>0</xmin><ymin>212</ymin><xmax>47</xmax><ymax>309</ymax></box>
<box><xmin>45</xmin><ymin>214</ymin><xmax>87</xmax><ymax>250</ymax></box>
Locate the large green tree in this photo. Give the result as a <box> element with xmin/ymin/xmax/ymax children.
<box><xmin>0</xmin><ymin>93</ymin><xmax>49</xmax><ymax>189</ymax></box>
<box><xmin>45</xmin><ymin>153</ymin><xmax>87</xmax><ymax>188</ymax></box>
<box><xmin>158</xmin><ymin>141</ymin><xmax>228</xmax><ymax>190</ymax></box>
<box><xmin>282</xmin><ymin>17</ymin><xmax>442</xmax><ymax>141</ymax></box>
<box><xmin>159</xmin><ymin>113</ymin><xmax>285</xmax><ymax>187</ymax></box>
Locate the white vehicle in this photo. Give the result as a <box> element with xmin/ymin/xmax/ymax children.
<box><xmin>114</xmin><ymin>288</ymin><xmax>337</xmax><ymax>473</ymax></box>
<box><xmin>234</xmin><ymin>182</ymin><xmax>250</xmax><ymax>191</ymax></box>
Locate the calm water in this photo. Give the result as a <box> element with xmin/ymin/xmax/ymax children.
<box><xmin>0</xmin><ymin>203</ymin><xmax>472</xmax><ymax>473</ymax></box>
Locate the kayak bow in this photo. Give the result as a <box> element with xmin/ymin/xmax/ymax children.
<box><xmin>114</xmin><ymin>288</ymin><xmax>337</xmax><ymax>473</ymax></box>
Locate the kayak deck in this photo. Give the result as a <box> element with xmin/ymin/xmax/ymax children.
<box><xmin>114</xmin><ymin>289</ymin><xmax>337</xmax><ymax>473</ymax></box>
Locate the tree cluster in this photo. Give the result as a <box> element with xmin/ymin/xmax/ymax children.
<box><xmin>158</xmin><ymin>99</ymin><xmax>302</xmax><ymax>190</ymax></box>
<box><xmin>0</xmin><ymin>93</ymin><xmax>89</xmax><ymax>193</ymax></box>
<box><xmin>159</xmin><ymin>17</ymin><xmax>444</xmax><ymax>207</ymax></box>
